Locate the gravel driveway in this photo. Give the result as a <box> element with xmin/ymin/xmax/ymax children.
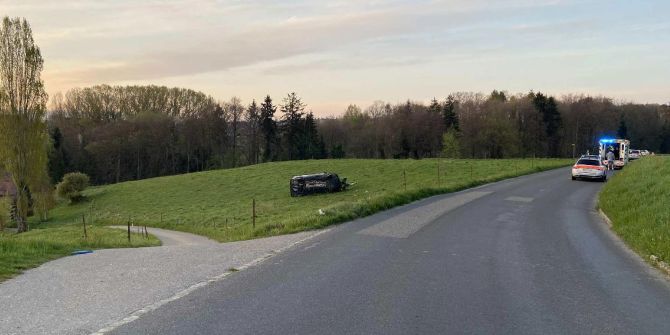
<box><xmin>0</xmin><ymin>227</ymin><xmax>325</xmax><ymax>335</ymax></box>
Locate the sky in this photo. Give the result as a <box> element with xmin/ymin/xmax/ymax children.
<box><xmin>3</xmin><ymin>0</ymin><xmax>669</xmax><ymax>116</ymax></box>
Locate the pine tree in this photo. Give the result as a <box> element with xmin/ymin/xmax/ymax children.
<box><xmin>302</xmin><ymin>112</ymin><xmax>319</xmax><ymax>159</ymax></box>
<box><xmin>443</xmin><ymin>95</ymin><xmax>460</xmax><ymax>131</ymax></box>
<box><xmin>280</xmin><ymin>92</ymin><xmax>306</xmax><ymax>160</ymax></box>
<box><xmin>245</xmin><ymin>100</ymin><xmax>261</xmax><ymax>164</ymax></box>
<box><xmin>489</xmin><ymin>90</ymin><xmax>507</xmax><ymax>102</ymax></box>
<box><xmin>316</xmin><ymin>135</ymin><xmax>328</xmax><ymax>159</ymax></box>
<box><xmin>428</xmin><ymin>98</ymin><xmax>441</xmax><ymax>114</ymax></box>
<box><xmin>617</xmin><ymin>117</ymin><xmax>628</xmax><ymax>139</ymax></box>
<box><xmin>532</xmin><ymin>92</ymin><xmax>563</xmax><ymax>157</ymax></box>
<box><xmin>259</xmin><ymin>95</ymin><xmax>278</xmax><ymax>162</ymax></box>
<box><xmin>47</xmin><ymin>127</ymin><xmax>67</xmax><ymax>183</ymax></box>
<box><xmin>331</xmin><ymin>144</ymin><xmax>345</xmax><ymax>159</ymax></box>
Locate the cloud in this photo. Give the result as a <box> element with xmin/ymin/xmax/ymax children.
<box><xmin>41</xmin><ymin>0</ymin><xmax>571</xmax><ymax>87</ymax></box>
<box><xmin>259</xmin><ymin>55</ymin><xmax>430</xmax><ymax>75</ymax></box>
<box><xmin>45</xmin><ymin>7</ymin><xmax>423</xmax><ymax>84</ymax></box>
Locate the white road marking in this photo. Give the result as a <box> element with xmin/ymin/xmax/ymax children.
<box><xmin>358</xmin><ymin>191</ymin><xmax>492</xmax><ymax>239</ymax></box>
<box><xmin>90</xmin><ymin>228</ymin><xmax>331</xmax><ymax>335</ymax></box>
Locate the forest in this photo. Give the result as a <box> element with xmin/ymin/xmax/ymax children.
<box><xmin>46</xmin><ymin>85</ymin><xmax>670</xmax><ymax>185</ymax></box>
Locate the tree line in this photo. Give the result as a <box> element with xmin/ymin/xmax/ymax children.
<box><xmin>47</xmin><ymin>86</ymin><xmax>325</xmax><ymax>184</ymax></box>
<box><xmin>319</xmin><ymin>91</ymin><xmax>670</xmax><ymax>160</ymax></box>
<box><xmin>47</xmin><ymin>86</ymin><xmax>670</xmax><ymax>186</ymax></box>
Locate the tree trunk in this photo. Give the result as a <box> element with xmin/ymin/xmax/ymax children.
<box><xmin>232</xmin><ymin>119</ymin><xmax>239</xmax><ymax>168</ymax></box>
<box><xmin>186</xmin><ymin>141</ymin><xmax>191</xmax><ymax>173</ymax></box>
<box><xmin>15</xmin><ymin>185</ymin><xmax>30</xmax><ymax>233</ymax></box>
<box><xmin>136</xmin><ymin>143</ymin><xmax>141</xmax><ymax>180</ymax></box>
<box><xmin>116</xmin><ymin>153</ymin><xmax>121</xmax><ymax>184</ymax></box>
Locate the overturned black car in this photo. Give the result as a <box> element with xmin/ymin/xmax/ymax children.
<box><xmin>290</xmin><ymin>172</ymin><xmax>349</xmax><ymax>197</ymax></box>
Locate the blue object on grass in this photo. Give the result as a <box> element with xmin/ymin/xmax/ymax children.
<box><xmin>71</xmin><ymin>250</ymin><xmax>93</xmax><ymax>255</ymax></box>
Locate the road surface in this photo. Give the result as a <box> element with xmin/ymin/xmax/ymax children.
<box><xmin>110</xmin><ymin>167</ymin><xmax>670</xmax><ymax>335</ymax></box>
<box><xmin>0</xmin><ymin>227</ymin><xmax>320</xmax><ymax>335</ymax></box>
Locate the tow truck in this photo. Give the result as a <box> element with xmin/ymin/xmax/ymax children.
<box><xmin>599</xmin><ymin>138</ymin><xmax>630</xmax><ymax>169</ymax></box>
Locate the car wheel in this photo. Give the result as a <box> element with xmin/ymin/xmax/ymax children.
<box><xmin>571</xmin><ymin>176</ymin><xmax>576</xmax><ymax>181</ymax></box>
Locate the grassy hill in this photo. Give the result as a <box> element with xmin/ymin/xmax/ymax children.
<box><xmin>600</xmin><ymin>155</ymin><xmax>670</xmax><ymax>266</ymax></box>
<box><xmin>44</xmin><ymin>158</ymin><xmax>572</xmax><ymax>242</ymax></box>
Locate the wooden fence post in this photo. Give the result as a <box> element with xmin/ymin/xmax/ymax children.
<box><xmin>403</xmin><ymin>170</ymin><xmax>407</xmax><ymax>191</ymax></box>
<box><xmin>82</xmin><ymin>214</ymin><xmax>87</xmax><ymax>239</ymax></box>
<box><xmin>252</xmin><ymin>198</ymin><xmax>256</xmax><ymax>229</ymax></box>
<box><xmin>127</xmin><ymin>218</ymin><xmax>131</xmax><ymax>243</ymax></box>
<box><xmin>437</xmin><ymin>161</ymin><xmax>441</xmax><ymax>186</ymax></box>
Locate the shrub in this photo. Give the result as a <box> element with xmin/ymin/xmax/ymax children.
<box><xmin>33</xmin><ymin>188</ymin><xmax>56</xmax><ymax>221</ymax></box>
<box><xmin>441</xmin><ymin>130</ymin><xmax>461</xmax><ymax>159</ymax></box>
<box><xmin>56</xmin><ymin>172</ymin><xmax>90</xmax><ymax>203</ymax></box>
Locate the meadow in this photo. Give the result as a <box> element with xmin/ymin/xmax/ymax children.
<box><xmin>43</xmin><ymin>158</ymin><xmax>572</xmax><ymax>242</ymax></box>
<box><xmin>600</xmin><ymin>155</ymin><xmax>670</xmax><ymax>265</ymax></box>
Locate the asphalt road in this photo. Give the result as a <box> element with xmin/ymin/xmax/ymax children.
<box><xmin>111</xmin><ymin>167</ymin><xmax>670</xmax><ymax>335</ymax></box>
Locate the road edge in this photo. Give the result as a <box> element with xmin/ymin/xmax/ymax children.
<box><xmin>598</xmin><ymin>208</ymin><xmax>670</xmax><ymax>277</ymax></box>
<box><xmin>90</xmin><ymin>228</ymin><xmax>332</xmax><ymax>335</ymax></box>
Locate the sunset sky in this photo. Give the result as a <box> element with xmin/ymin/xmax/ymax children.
<box><xmin>4</xmin><ymin>0</ymin><xmax>669</xmax><ymax>115</ymax></box>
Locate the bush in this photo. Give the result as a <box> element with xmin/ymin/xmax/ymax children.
<box><xmin>56</xmin><ymin>172</ymin><xmax>89</xmax><ymax>203</ymax></box>
<box><xmin>441</xmin><ymin>130</ymin><xmax>461</xmax><ymax>159</ymax></box>
<box><xmin>33</xmin><ymin>188</ymin><xmax>55</xmax><ymax>221</ymax></box>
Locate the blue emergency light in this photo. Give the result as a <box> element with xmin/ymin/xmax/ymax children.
<box><xmin>599</xmin><ymin>138</ymin><xmax>616</xmax><ymax>144</ymax></box>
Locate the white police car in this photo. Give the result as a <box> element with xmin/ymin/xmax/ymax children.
<box><xmin>571</xmin><ymin>156</ymin><xmax>607</xmax><ymax>182</ymax></box>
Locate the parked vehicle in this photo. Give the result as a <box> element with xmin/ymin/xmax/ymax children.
<box><xmin>629</xmin><ymin>149</ymin><xmax>641</xmax><ymax>160</ymax></box>
<box><xmin>581</xmin><ymin>154</ymin><xmax>601</xmax><ymax>160</ymax></box>
<box><xmin>571</xmin><ymin>157</ymin><xmax>607</xmax><ymax>182</ymax></box>
<box><xmin>598</xmin><ymin>138</ymin><xmax>629</xmax><ymax>169</ymax></box>
<box><xmin>641</xmin><ymin>150</ymin><xmax>650</xmax><ymax>156</ymax></box>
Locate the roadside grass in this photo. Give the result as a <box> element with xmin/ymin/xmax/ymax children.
<box><xmin>41</xmin><ymin>158</ymin><xmax>572</xmax><ymax>242</ymax></box>
<box><xmin>0</xmin><ymin>226</ymin><xmax>159</xmax><ymax>281</ymax></box>
<box><xmin>599</xmin><ymin>156</ymin><xmax>670</xmax><ymax>265</ymax></box>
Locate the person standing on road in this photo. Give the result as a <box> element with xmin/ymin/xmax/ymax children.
<box><xmin>606</xmin><ymin>150</ymin><xmax>615</xmax><ymax>171</ymax></box>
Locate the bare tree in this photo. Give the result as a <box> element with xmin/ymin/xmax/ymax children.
<box><xmin>226</xmin><ymin>97</ymin><xmax>244</xmax><ymax>167</ymax></box>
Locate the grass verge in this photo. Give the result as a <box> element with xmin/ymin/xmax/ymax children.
<box><xmin>0</xmin><ymin>226</ymin><xmax>160</xmax><ymax>282</ymax></box>
<box><xmin>43</xmin><ymin>158</ymin><xmax>572</xmax><ymax>242</ymax></box>
<box><xmin>599</xmin><ymin>156</ymin><xmax>670</xmax><ymax>267</ymax></box>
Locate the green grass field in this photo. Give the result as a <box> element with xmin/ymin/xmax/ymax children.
<box><xmin>0</xmin><ymin>226</ymin><xmax>159</xmax><ymax>281</ymax></box>
<box><xmin>41</xmin><ymin>158</ymin><xmax>571</xmax><ymax>242</ymax></box>
<box><xmin>600</xmin><ymin>155</ymin><xmax>670</xmax><ymax>265</ymax></box>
